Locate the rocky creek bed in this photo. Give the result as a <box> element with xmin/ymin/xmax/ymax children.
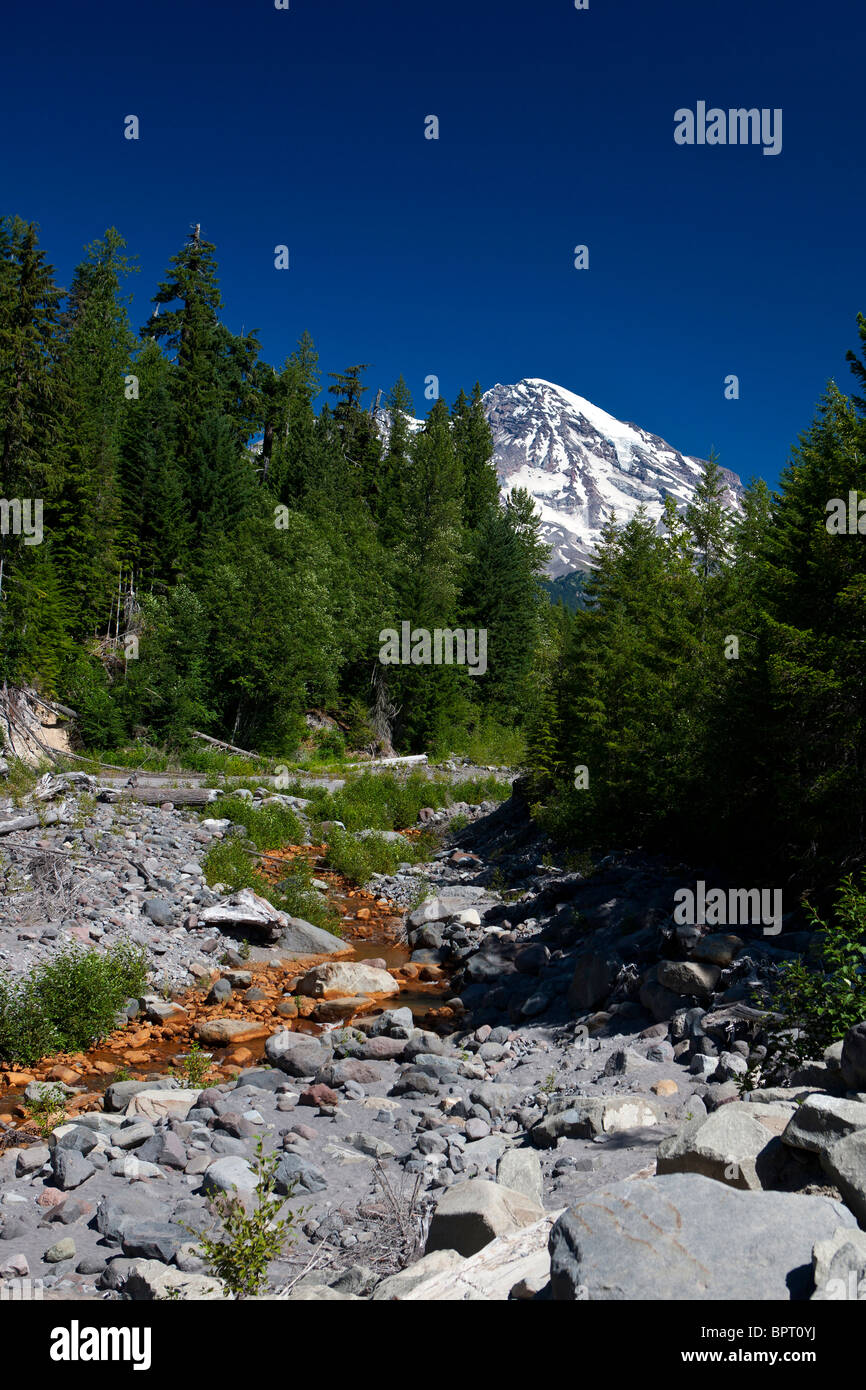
<box><xmin>1</xmin><ymin>771</ymin><xmax>866</xmax><ymax>1302</ymax></box>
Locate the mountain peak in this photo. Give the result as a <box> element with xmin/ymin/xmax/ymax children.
<box><xmin>483</xmin><ymin>379</ymin><xmax>742</xmax><ymax>576</ymax></box>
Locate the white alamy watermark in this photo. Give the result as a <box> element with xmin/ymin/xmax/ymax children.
<box><xmin>674</xmin><ymin>103</ymin><xmax>782</xmax><ymax>156</ymax></box>
<box><xmin>379</xmin><ymin>623</ymin><xmax>487</xmax><ymax>676</ymax></box>
<box><xmin>826</xmin><ymin>492</ymin><xmax>866</xmax><ymax>534</ymax></box>
<box><xmin>0</xmin><ymin>1276</ymin><xmax>43</xmax><ymax>1300</ymax></box>
<box><xmin>0</xmin><ymin>498</ymin><xmax>43</xmax><ymax>545</ymax></box>
<box><xmin>50</xmin><ymin>1321</ymin><xmax>151</xmax><ymax>1371</ymax></box>
<box><xmin>674</xmin><ymin>880</ymin><xmax>782</xmax><ymax>936</ymax></box>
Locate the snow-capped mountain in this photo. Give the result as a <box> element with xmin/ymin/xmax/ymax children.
<box><xmin>483</xmin><ymin>379</ymin><xmax>742</xmax><ymax>576</ymax></box>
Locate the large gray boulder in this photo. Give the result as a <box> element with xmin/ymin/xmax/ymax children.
<box><xmin>657</xmin><ymin>960</ymin><xmax>720</xmax><ymax>998</ymax></box>
<box><xmin>549</xmin><ymin>1173</ymin><xmax>856</xmax><ymax>1300</ymax></box>
<box><xmin>264</xmin><ymin>1031</ymin><xmax>328</xmax><ymax>1077</ymax></box>
<box><xmin>497</xmin><ymin>1150</ymin><xmax>544</xmax><ymax>1207</ymax></box>
<box><xmin>280</xmin><ymin>915</ymin><xmax>345</xmax><ymax>955</ymax></box>
<box><xmin>426</xmin><ymin>1179</ymin><xmax>545</xmax><ymax>1258</ymax></box>
<box><xmin>657</xmin><ymin>1102</ymin><xmax>796</xmax><ymax>1190</ymax></box>
<box><xmin>372</xmin><ymin>1249</ymin><xmax>467</xmax><ymax>1300</ymax></box>
<box><xmin>820</xmin><ymin>1130</ymin><xmax>866</xmax><ymax>1224</ymax></box>
<box><xmin>201</xmin><ymin>1155</ymin><xmax>259</xmax><ymax>1198</ymax></box>
<box><xmin>811</xmin><ymin>1226</ymin><xmax>866</xmax><ymax>1300</ymax></box>
<box><xmin>530</xmin><ymin>1094</ymin><xmax>662</xmax><ymax>1148</ymax></box>
<box><xmin>781</xmin><ymin>1095</ymin><xmax>866</xmax><ymax>1159</ymax></box>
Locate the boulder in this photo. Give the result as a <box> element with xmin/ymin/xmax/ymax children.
<box><xmin>280</xmin><ymin>915</ymin><xmax>346</xmax><ymax>956</ymax></box>
<box><xmin>639</xmin><ymin>978</ymin><xmax>684</xmax><ymax>1023</ymax></box>
<box><xmin>657</xmin><ymin>960</ymin><xmax>720</xmax><ymax>997</ymax></box>
<box><xmin>781</xmin><ymin>1095</ymin><xmax>866</xmax><ymax>1159</ymax></box>
<box><xmin>426</xmin><ymin>1178</ymin><xmax>545</xmax><ymax>1257</ymax></box>
<box><xmin>121</xmin><ymin>1259</ymin><xmax>224</xmax><ymax>1300</ymax></box>
<box><xmin>296</xmin><ymin>961</ymin><xmax>399</xmax><ymax>999</ymax></box>
<box><xmin>840</xmin><ymin>1021</ymin><xmax>866</xmax><ymax>1091</ymax></box>
<box><xmin>530</xmin><ymin>1095</ymin><xmax>662</xmax><ymax>1148</ymax></box>
<box><xmin>549</xmin><ymin>1173</ymin><xmax>857</xmax><ymax>1300</ymax></box>
<box><xmin>143</xmin><ymin>898</ymin><xmax>174</xmax><ymax>927</ymax></box>
<box><xmin>195</xmin><ymin>1019</ymin><xmax>269</xmax><ymax>1046</ymax></box>
<box><xmin>657</xmin><ymin>1103</ymin><xmax>795</xmax><ymax>1190</ymax></box>
<box><xmin>567</xmin><ymin>952</ymin><xmax>621</xmax><ymax>1011</ymax></box>
<box><xmin>407</xmin><ymin>1214</ymin><xmax>561</xmax><ymax>1300</ymax></box>
<box><xmin>50</xmin><ymin>1149</ymin><xmax>94</xmax><ymax>1190</ymax></box>
<box><xmin>408</xmin><ymin>897</ymin><xmax>483</xmax><ymax>928</ymax></box>
<box><xmin>264</xmin><ymin>1032</ymin><xmax>328</xmax><ymax>1077</ymax></box>
<box><xmin>497</xmin><ymin>1150</ymin><xmax>544</xmax><ymax>1207</ymax></box>
<box><xmin>124</xmin><ymin>1090</ymin><xmax>201</xmax><ymax>1123</ymax></box>
<box><xmin>693</xmin><ymin>933</ymin><xmax>743</xmax><ymax>967</ymax></box>
<box><xmin>811</xmin><ymin>1225</ymin><xmax>866</xmax><ymax>1300</ymax></box>
<box><xmin>201</xmin><ymin>1156</ymin><xmax>259</xmax><ymax>1198</ymax></box>
<box><xmin>273</xmin><ymin>1154</ymin><xmax>327</xmax><ymax>1195</ymax></box>
<box><xmin>820</xmin><ymin>1130</ymin><xmax>866</xmax><ymax>1224</ymax></box>
<box><xmin>372</xmin><ymin>1249</ymin><xmax>466</xmax><ymax>1300</ymax></box>
<box><xmin>199</xmin><ymin>888</ymin><xmax>287</xmax><ymax>942</ymax></box>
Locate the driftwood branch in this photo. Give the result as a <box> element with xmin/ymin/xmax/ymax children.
<box><xmin>191</xmin><ymin>731</ymin><xmax>261</xmax><ymax>759</ymax></box>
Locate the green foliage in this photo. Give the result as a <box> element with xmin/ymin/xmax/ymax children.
<box><xmin>206</xmin><ymin>795</ymin><xmax>304</xmax><ymax>850</ymax></box>
<box><xmin>297</xmin><ymin>770</ymin><xmax>507</xmax><ymax>834</ymax></box>
<box><xmin>187</xmin><ymin>1139</ymin><xmax>302</xmax><ymax>1299</ymax></box>
<box><xmin>323</xmin><ymin>827</ymin><xmax>418</xmax><ymax>885</ymax></box>
<box><xmin>201</xmin><ymin>836</ymin><xmax>339</xmax><ymax>934</ymax></box>
<box><xmin>0</xmin><ymin>940</ymin><xmax>148</xmax><ymax>1064</ymax></box>
<box><xmin>270</xmin><ymin>855</ymin><xmax>341</xmax><ymax>934</ymax></box>
<box><xmin>172</xmin><ymin>1040</ymin><xmax>215</xmax><ymax>1088</ymax></box>
<box><xmin>23</xmin><ymin>1084</ymin><xmax>68</xmax><ymax>1139</ymax></box>
<box><xmin>762</xmin><ymin>875</ymin><xmax>866</xmax><ymax>1074</ymax></box>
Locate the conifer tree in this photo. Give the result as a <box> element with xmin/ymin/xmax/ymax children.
<box><xmin>51</xmin><ymin>228</ymin><xmax>137</xmax><ymax>635</ymax></box>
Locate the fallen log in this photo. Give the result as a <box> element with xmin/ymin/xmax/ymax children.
<box><xmin>345</xmin><ymin>754</ymin><xmax>428</xmax><ymax>769</ymax></box>
<box><xmin>191</xmin><ymin>730</ymin><xmax>262</xmax><ymax>759</ymax></box>
<box><xmin>97</xmin><ymin>785</ymin><xmax>216</xmax><ymax>806</ymax></box>
<box><xmin>0</xmin><ymin>804</ymin><xmax>69</xmax><ymax>836</ymax></box>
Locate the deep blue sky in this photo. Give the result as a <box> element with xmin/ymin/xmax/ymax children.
<box><xmin>3</xmin><ymin>0</ymin><xmax>864</xmax><ymax>490</ymax></box>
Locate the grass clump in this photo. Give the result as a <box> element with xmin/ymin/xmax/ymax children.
<box><xmin>0</xmin><ymin>940</ymin><xmax>149</xmax><ymax>1065</ymax></box>
<box><xmin>292</xmin><ymin>770</ymin><xmax>508</xmax><ymax>834</ymax></box>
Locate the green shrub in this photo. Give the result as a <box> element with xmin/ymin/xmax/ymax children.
<box><xmin>324</xmin><ymin>828</ymin><xmax>417</xmax><ymax>886</ymax></box>
<box><xmin>23</xmin><ymin>1083</ymin><xmax>68</xmax><ymax>1138</ymax></box>
<box><xmin>296</xmin><ymin>771</ymin><xmax>508</xmax><ymax>834</ymax></box>
<box><xmin>762</xmin><ymin>873</ymin><xmax>866</xmax><ymax>1075</ymax></box>
<box><xmin>271</xmin><ymin>856</ymin><xmax>341</xmax><ymax>934</ymax></box>
<box><xmin>186</xmin><ymin>1140</ymin><xmax>302</xmax><ymax>1299</ymax></box>
<box><xmin>0</xmin><ymin>940</ymin><xmax>149</xmax><ymax>1065</ymax></box>
<box><xmin>206</xmin><ymin>796</ymin><xmax>303</xmax><ymax>850</ymax></box>
<box><xmin>172</xmin><ymin>1040</ymin><xmax>215</xmax><ymax>1088</ymax></box>
<box><xmin>315</xmin><ymin>726</ymin><xmax>347</xmax><ymax>760</ymax></box>
<box><xmin>202</xmin><ymin>837</ymin><xmax>340</xmax><ymax>935</ymax></box>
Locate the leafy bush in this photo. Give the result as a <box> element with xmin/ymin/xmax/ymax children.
<box><xmin>762</xmin><ymin>874</ymin><xmax>866</xmax><ymax>1074</ymax></box>
<box><xmin>314</xmin><ymin>726</ymin><xmax>347</xmax><ymax>760</ymax></box>
<box><xmin>186</xmin><ymin>1140</ymin><xmax>302</xmax><ymax>1299</ymax></box>
<box><xmin>296</xmin><ymin>770</ymin><xmax>508</xmax><ymax>833</ymax></box>
<box><xmin>172</xmin><ymin>1040</ymin><xmax>216</xmax><ymax>1088</ymax></box>
<box><xmin>270</xmin><ymin>855</ymin><xmax>341</xmax><ymax>934</ymax></box>
<box><xmin>23</xmin><ymin>1083</ymin><xmax>67</xmax><ymax>1138</ymax></box>
<box><xmin>0</xmin><ymin>940</ymin><xmax>149</xmax><ymax>1065</ymax></box>
<box><xmin>324</xmin><ymin>827</ymin><xmax>417</xmax><ymax>885</ymax></box>
<box><xmin>206</xmin><ymin>795</ymin><xmax>304</xmax><ymax>849</ymax></box>
<box><xmin>201</xmin><ymin>837</ymin><xmax>340</xmax><ymax>935</ymax></box>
